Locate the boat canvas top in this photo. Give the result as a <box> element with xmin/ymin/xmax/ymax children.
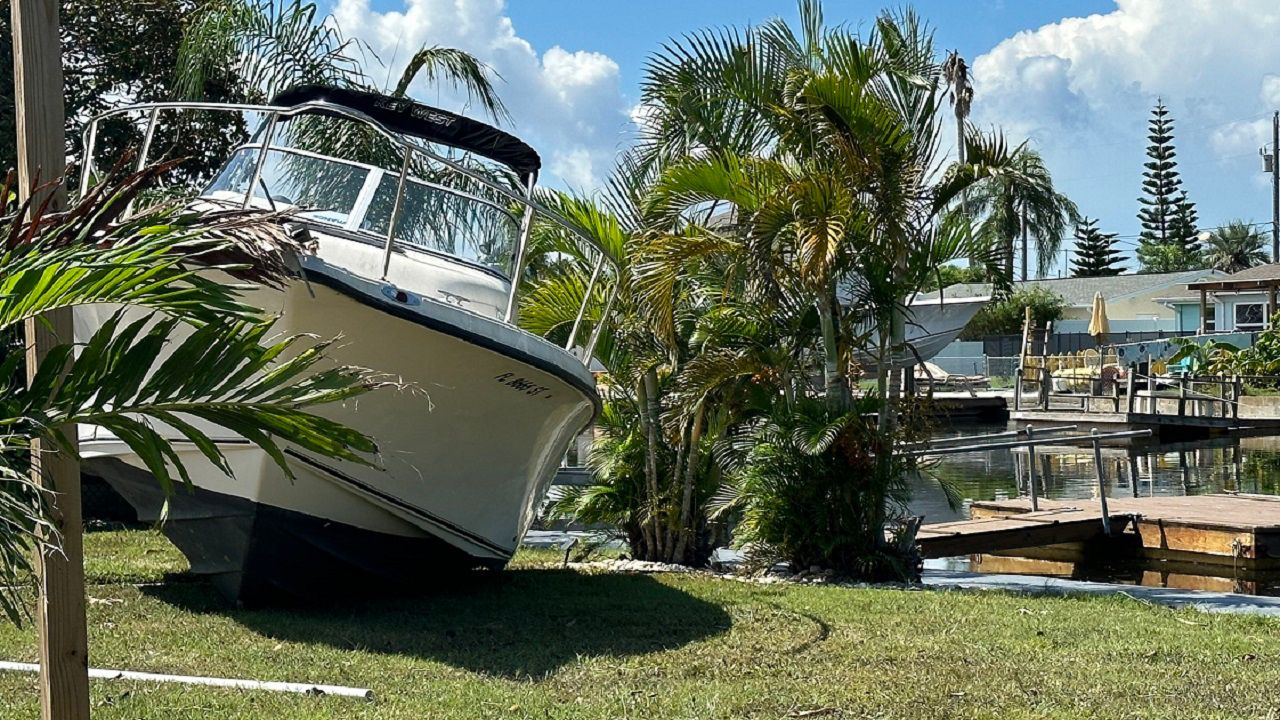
<box><xmin>269</xmin><ymin>85</ymin><xmax>541</xmax><ymax>182</ymax></box>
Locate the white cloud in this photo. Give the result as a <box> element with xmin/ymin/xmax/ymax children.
<box><xmin>331</xmin><ymin>0</ymin><xmax>632</xmax><ymax>190</ymax></box>
<box><xmin>971</xmin><ymin>0</ymin><xmax>1280</xmax><ymax>273</ymax></box>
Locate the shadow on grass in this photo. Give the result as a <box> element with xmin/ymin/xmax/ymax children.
<box><xmin>144</xmin><ymin>568</ymin><xmax>732</xmax><ymax>678</ymax></box>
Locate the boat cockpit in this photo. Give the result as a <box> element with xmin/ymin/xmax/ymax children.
<box><xmin>79</xmin><ymin>85</ymin><xmax>616</xmax><ymax>358</ymax></box>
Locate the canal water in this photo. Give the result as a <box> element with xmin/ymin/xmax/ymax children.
<box><xmin>915</xmin><ymin>422</ymin><xmax>1280</xmax><ymax>595</ymax></box>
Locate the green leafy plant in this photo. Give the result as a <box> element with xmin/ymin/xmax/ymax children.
<box><xmin>960</xmin><ymin>286</ymin><xmax>1065</xmax><ymax>339</ymax></box>
<box><xmin>1168</xmin><ymin>336</ymin><xmax>1242</xmax><ymax>375</ymax></box>
<box><xmin>0</xmin><ymin>164</ymin><xmax>386</xmax><ymax>620</ymax></box>
<box><xmin>711</xmin><ymin>395</ymin><xmax>923</xmax><ymax>579</ymax></box>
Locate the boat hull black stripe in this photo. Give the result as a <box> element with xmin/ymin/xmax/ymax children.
<box><xmin>302</xmin><ymin>269</ymin><xmax>602</xmax><ymax>415</ymax></box>
<box><xmin>283</xmin><ymin>449</ymin><xmax>514</xmax><ymax>557</ymax></box>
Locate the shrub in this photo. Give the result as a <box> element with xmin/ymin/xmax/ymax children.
<box><xmin>712</xmin><ymin>395</ymin><xmax>922</xmax><ymax>580</ymax></box>
<box><xmin>960</xmin><ymin>286</ymin><xmax>1066</xmax><ymax>339</ymax></box>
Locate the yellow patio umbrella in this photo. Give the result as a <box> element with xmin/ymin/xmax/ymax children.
<box><xmin>1088</xmin><ymin>291</ymin><xmax>1110</xmax><ymax>338</ymax></box>
<box><xmin>1088</xmin><ymin>291</ymin><xmax>1109</xmax><ymax>370</ymax></box>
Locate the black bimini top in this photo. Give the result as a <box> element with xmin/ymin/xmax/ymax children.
<box><xmin>270</xmin><ymin>85</ymin><xmax>541</xmax><ymax>182</ymax></box>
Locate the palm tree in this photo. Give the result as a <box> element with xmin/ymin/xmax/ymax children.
<box><xmin>967</xmin><ymin>146</ymin><xmax>1078</xmax><ymax>280</ymax></box>
<box><xmin>519</xmin><ymin>154</ymin><xmax>736</xmax><ymax>565</ymax></box>
<box><xmin>0</xmin><ymin>164</ymin><xmax>383</xmax><ymax>618</ymax></box>
<box><xmin>942</xmin><ymin>51</ymin><xmax>973</xmax><ymax>170</ymax></box>
<box><xmin>640</xmin><ymin>4</ymin><xmax>1011</xmax><ymax>418</ymax></box>
<box><xmin>175</xmin><ymin>0</ymin><xmax>506</xmax><ymax>117</ymax></box>
<box><xmin>569</xmin><ymin>2</ymin><xmax>1015</xmax><ymax>576</ymax></box>
<box><xmin>1203</xmin><ymin>220</ymin><xmax>1268</xmax><ymax>273</ymax></box>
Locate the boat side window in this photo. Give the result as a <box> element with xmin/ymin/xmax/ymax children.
<box><xmin>205</xmin><ymin>147</ymin><xmax>369</xmax><ymax>227</ymax></box>
<box><xmin>358</xmin><ymin>173</ymin><xmax>517</xmax><ymax>273</ymax></box>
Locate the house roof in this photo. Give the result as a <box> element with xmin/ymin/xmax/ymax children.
<box><xmin>917</xmin><ymin>269</ymin><xmax>1223</xmax><ymax>308</ymax></box>
<box><xmin>1187</xmin><ymin>263</ymin><xmax>1280</xmax><ymax>292</ymax></box>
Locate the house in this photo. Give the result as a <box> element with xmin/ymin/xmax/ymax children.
<box><xmin>1185</xmin><ymin>264</ymin><xmax>1280</xmax><ymax>333</ymax></box>
<box><xmin>919</xmin><ymin>269</ymin><xmax>1224</xmax><ymax>334</ymax></box>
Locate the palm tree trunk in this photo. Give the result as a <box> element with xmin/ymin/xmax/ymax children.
<box><xmin>640</xmin><ymin>370</ymin><xmax>663</xmax><ymax>559</ymax></box>
<box><xmin>1020</xmin><ymin>208</ymin><xmax>1029</xmax><ymax>281</ymax></box>
<box><xmin>672</xmin><ymin>403</ymin><xmax>704</xmax><ymax>563</ymax></box>
<box><xmin>876</xmin><ymin>321</ymin><xmax>891</xmax><ymax>433</ymax></box>
<box><xmin>816</xmin><ymin>292</ymin><xmax>845</xmax><ymax>412</ymax></box>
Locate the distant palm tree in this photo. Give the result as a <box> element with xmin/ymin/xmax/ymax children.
<box><xmin>968</xmin><ymin>146</ymin><xmax>1078</xmax><ymax>280</ymax></box>
<box><xmin>1203</xmin><ymin>220</ymin><xmax>1268</xmax><ymax>273</ymax></box>
<box><xmin>942</xmin><ymin>51</ymin><xmax>973</xmax><ymax>166</ymax></box>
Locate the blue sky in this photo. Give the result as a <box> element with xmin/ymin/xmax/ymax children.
<box><xmin>503</xmin><ymin>1</ymin><xmax>1115</xmax><ymax>96</ymax></box>
<box><xmin>347</xmin><ymin>0</ymin><xmax>1280</xmax><ymax>276</ymax></box>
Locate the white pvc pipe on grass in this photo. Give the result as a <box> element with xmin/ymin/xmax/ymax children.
<box><xmin>0</xmin><ymin>661</ymin><xmax>373</xmax><ymax>700</ymax></box>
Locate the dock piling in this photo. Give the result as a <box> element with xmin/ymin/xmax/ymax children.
<box><xmin>1126</xmin><ymin>364</ymin><xmax>1136</xmax><ymax>414</ymax></box>
<box><xmin>1025</xmin><ymin>424</ymin><xmax>1039</xmax><ymax>512</ymax></box>
<box><xmin>1090</xmin><ymin>429</ymin><xmax>1112</xmax><ymax>536</ymax></box>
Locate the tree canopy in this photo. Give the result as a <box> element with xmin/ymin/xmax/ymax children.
<box><xmin>1136</xmin><ymin>101</ymin><xmax>1201</xmax><ymax>271</ymax></box>
<box><xmin>1203</xmin><ymin>220</ymin><xmax>1269</xmax><ymax>273</ymax></box>
<box><xmin>1070</xmin><ymin>216</ymin><xmax>1125</xmax><ymax>277</ymax></box>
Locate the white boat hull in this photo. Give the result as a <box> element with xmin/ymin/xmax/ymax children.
<box><xmin>856</xmin><ymin>295</ymin><xmax>989</xmax><ymax>371</ymax></box>
<box><xmin>77</xmin><ymin>236</ymin><xmax>598</xmax><ymax>604</ymax></box>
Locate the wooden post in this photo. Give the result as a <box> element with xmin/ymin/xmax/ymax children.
<box><xmin>1019</xmin><ymin>305</ymin><xmax>1033</xmax><ymax>369</ymax></box>
<box><xmin>1126</xmin><ymin>364</ymin><xmax>1136</xmax><ymax>414</ymax></box>
<box><xmin>1177</xmin><ymin>376</ymin><xmax>1187</xmax><ymax>417</ymax></box>
<box><xmin>1040</xmin><ymin>366</ymin><xmax>1050</xmax><ymax>411</ymax></box>
<box><xmin>1090</xmin><ymin>429</ymin><xmax>1112</xmax><ymax>536</ymax></box>
<box><xmin>11</xmin><ymin>1</ymin><xmax>89</xmax><ymax>718</ymax></box>
<box><xmin>1013</xmin><ymin>367</ymin><xmax>1022</xmax><ymax>411</ymax></box>
<box><xmin>1198</xmin><ymin>288</ymin><xmax>1207</xmax><ymax>335</ymax></box>
<box><xmin>1233</xmin><ymin>375</ymin><xmax>1241</xmax><ymax>421</ymax></box>
<box><xmin>1127</xmin><ymin>450</ymin><xmax>1140</xmax><ymax>498</ymax></box>
<box><xmin>1024</xmin><ymin>425</ymin><xmax>1039</xmax><ymax>512</ymax></box>
<box><xmin>1147</xmin><ymin>372</ymin><xmax>1157</xmax><ymax>414</ymax></box>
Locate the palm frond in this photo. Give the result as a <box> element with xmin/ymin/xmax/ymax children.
<box><xmin>393</xmin><ymin>46</ymin><xmax>508</xmax><ymax>123</ymax></box>
<box><xmin>175</xmin><ymin>0</ymin><xmax>365</xmax><ymax>101</ymax></box>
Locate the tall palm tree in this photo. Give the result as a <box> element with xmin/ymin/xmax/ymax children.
<box><xmin>519</xmin><ymin>153</ymin><xmax>740</xmax><ymax>565</ymax></box>
<box><xmin>942</xmin><ymin>51</ymin><xmax>973</xmax><ymax>169</ymax></box>
<box><xmin>967</xmin><ymin>146</ymin><xmax>1078</xmax><ymax>280</ymax></box>
<box><xmin>1203</xmin><ymin>220</ymin><xmax>1268</xmax><ymax>273</ymax></box>
<box><xmin>0</xmin><ymin>165</ymin><xmax>383</xmax><ymax>618</ymax></box>
<box><xmin>640</xmin><ymin>3</ymin><xmax>1011</xmax><ymax>417</ymax></box>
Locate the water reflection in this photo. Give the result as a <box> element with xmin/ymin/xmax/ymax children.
<box><xmin>913</xmin><ymin>422</ymin><xmax>1280</xmax><ymax>524</ymax></box>
<box><xmin>912</xmin><ymin>423</ymin><xmax>1280</xmax><ymax>596</ymax></box>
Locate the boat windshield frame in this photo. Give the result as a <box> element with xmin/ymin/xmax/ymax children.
<box><xmin>203</xmin><ymin>142</ymin><xmax>523</xmax><ymax>277</ymax></box>
<box><xmin>79</xmin><ymin>99</ymin><xmax>619</xmax><ymax>359</ymax></box>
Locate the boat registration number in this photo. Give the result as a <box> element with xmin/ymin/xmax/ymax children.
<box><xmin>494</xmin><ymin>372</ymin><xmax>552</xmax><ymax>398</ymax></box>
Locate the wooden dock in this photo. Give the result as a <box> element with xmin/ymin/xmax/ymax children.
<box><xmin>1009</xmin><ymin>408</ymin><xmax>1280</xmax><ymax>437</ymax></box>
<box><xmin>918</xmin><ymin>493</ymin><xmax>1280</xmax><ymax>566</ymax></box>
<box><xmin>925</xmin><ymin>391</ymin><xmax>1009</xmax><ymax>420</ymax></box>
<box><xmin>917</xmin><ymin>508</ymin><xmax>1130</xmax><ymax>558</ymax></box>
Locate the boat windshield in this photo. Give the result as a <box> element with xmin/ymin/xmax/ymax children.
<box><xmin>207</xmin><ymin>147</ymin><xmax>368</xmax><ymax>226</ymax></box>
<box><xmin>205</xmin><ymin>144</ymin><xmax>519</xmax><ymax>274</ymax></box>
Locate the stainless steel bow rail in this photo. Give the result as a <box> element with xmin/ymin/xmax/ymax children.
<box><xmin>78</xmin><ymin>101</ymin><xmax>620</xmax><ymax>360</ymax></box>
<box><xmin>909</xmin><ymin>427</ymin><xmax>1154</xmax><ymax>537</ymax></box>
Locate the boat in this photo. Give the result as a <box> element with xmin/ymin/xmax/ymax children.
<box><xmin>854</xmin><ymin>294</ymin><xmax>991</xmax><ymax>371</ymax></box>
<box><xmin>74</xmin><ymin>86</ymin><xmax>615</xmax><ymax>605</ymax></box>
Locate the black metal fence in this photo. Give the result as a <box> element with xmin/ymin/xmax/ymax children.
<box><xmin>979</xmin><ymin>330</ymin><xmax>1199</xmax><ymax>358</ymax></box>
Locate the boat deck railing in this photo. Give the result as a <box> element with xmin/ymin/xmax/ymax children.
<box><xmin>79</xmin><ymin>101</ymin><xmax>619</xmax><ymax>361</ymax></box>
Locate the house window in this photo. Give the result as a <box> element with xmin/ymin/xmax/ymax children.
<box><xmin>1235</xmin><ymin>303</ymin><xmax>1266</xmax><ymax>331</ymax></box>
<box><xmin>1204</xmin><ymin>305</ymin><xmax>1215</xmax><ymax>332</ymax></box>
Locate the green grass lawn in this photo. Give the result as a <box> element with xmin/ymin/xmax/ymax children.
<box><xmin>1</xmin><ymin>529</ymin><xmax>1279</xmax><ymax>719</ymax></box>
